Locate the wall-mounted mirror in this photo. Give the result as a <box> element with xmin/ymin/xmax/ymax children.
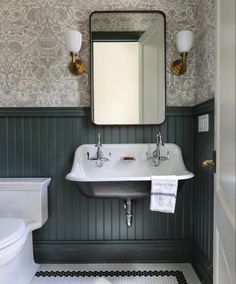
<box><xmin>90</xmin><ymin>11</ymin><xmax>166</xmax><ymax>125</ymax></box>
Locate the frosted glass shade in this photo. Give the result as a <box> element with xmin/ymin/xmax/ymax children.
<box><xmin>64</xmin><ymin>30</ymin><xmax>82</xmax><ymax>52</ymax></box>
<box><xmin>176</xmin><ymin>30</ymin><xmax>193</xmax><ymax>53</ymax></box>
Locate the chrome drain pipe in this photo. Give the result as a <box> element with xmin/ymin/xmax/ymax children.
<box><xmin>123</xmin><ymin>199</ymin><xmax>133</xmax><ymax>227</ymax></box>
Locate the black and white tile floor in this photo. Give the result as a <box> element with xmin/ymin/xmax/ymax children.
<box><xmin>31</xmin><ymin>263</ymin><xmax>201</xmax><ymax>283</ymax></box>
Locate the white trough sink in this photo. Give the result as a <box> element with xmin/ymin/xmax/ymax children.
<box><xmin>66</xmin><ymin>143</ymin><xmax>194</xmax><ymax>199</ymax></box>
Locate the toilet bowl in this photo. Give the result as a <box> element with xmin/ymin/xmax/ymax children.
<box><xmin>0</xmin><ymin>218</ymin><xmax>39</xmax><ymax>284</ymax></box>
<box><xmin>0</xmin><ymin>178</ymin><xmax>51</xmax><ymax>284</ymax></box>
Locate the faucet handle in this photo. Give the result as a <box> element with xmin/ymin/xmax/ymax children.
<box><xmin>146</xmin><ymin>151</ymin><xmax>154</xmax><ymax>160</ymax></box>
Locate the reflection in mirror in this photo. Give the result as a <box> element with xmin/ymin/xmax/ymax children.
<box><xmin>90</xmin><ymin>11</ymin><xmax>166</xmax><ymax>125</ymax></box>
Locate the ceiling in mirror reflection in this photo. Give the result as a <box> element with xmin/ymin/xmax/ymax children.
<box><xmin>91</xmin><ymin>13</ymin><xmax>163</xmax><ymax>32</ymax></box>
<box><xmin>91</xmin><ymin>12</ymin><xmax>166</xmax><ymax>125</ymax></box>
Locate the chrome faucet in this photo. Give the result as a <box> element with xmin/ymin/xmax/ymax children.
<box><xmin>146</xmin><ymin>131</ymin><xmax>169</xmax><ymax>167</ymax></box>
<box><xmin>95</xmin><ymin>132</ymin><xmax>103</xmax><ymax>160</ymax></box>
<box><xmin>156</xmin><ymin>131</ymin><xmax>164</xmax><ymax>147</ymax></box>
<box><xmin>89</xmin><ymin>132</ymin><xmax>110</xmax><ymax>167</ymax></box>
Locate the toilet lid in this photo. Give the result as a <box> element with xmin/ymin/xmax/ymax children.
<box><xmin>0</xmin><ymin>218</ymin><xmax>26</xmax><ymax>250</ymax></box>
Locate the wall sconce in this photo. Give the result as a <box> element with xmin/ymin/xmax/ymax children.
<box><xmin>171</xmin><ymin>30</ymin><xmax>193</xmax><ymax>76</ymax></box>
<box><xmin>64</xmin><ymin>30</ymin><xmax>85</xmax><ymax>76</ymax></box>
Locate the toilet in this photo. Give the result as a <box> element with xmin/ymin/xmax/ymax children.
<box><xmin>0</xmin><ymin>178</ymin><xmax>51</xmax><ymax>284</ymax></box>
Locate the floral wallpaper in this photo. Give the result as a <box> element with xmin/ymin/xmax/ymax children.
<box><xmin>0</xmin><ymin>0</ymin><xmax>203</xmax><ymax>107</ymax></box>
<box><xmin>195</xmin><ymin>0</ymin><xmax>215</xmax><ymax>104</ymax></box>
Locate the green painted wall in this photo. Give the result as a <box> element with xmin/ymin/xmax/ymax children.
<box><xmin>192</xmin><ymin>99</ymin><xmax>214</xmax><ymax>283</ymax></box>
<box><xmin>0</xmin><ymin>103</ymin><xmax>214</xmax><ymax>274</ymax></box>
<box><xmin>0</xmin><ymin>107</ymin><xmax>194</xmax><ymax>239</ymax></box>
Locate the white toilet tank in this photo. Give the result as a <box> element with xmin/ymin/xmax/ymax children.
<box><xmin>0</xmin><ymin>178</ymin><xmax>51</xmax><ymax>230</ymax></box>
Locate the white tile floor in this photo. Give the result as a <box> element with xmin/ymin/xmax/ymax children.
<box><xmin>31</xmin><ymin>263</ymin><xmax>201</xmax><ymax>284</ymax></box>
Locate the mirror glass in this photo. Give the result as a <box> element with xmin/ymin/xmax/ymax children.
<box><xmin>90</xmin><ymin>11</ymin><xmax>166</xmax><ymax>125</ymax></box>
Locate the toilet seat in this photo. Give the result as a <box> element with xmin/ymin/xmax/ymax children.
<box><xmin>0</xmin><ymin>218</ymin><xmax>28</xmax><ymax>266</ymax></box>
<box><xmin>0</xmin><ymin>218</ymin><xmax>26</xmax><ymax>250</ymax></box>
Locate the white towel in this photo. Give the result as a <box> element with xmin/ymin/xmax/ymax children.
<box><xmin>150</xmin><ymin>175</ymin><xmax>178</xmax><ymax>213</ymax></box>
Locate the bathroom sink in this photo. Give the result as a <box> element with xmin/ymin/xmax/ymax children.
<box><xmin>66</xmin><ymin>143</ymin><xmax>194</xmax><ymax>199</ymax></box>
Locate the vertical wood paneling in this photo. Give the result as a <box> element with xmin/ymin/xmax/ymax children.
<box><xmin>0</xmin><ymin>109</ymin><xmax>195</xmax><ymax>245</ymax></box>
<box><xmin>143</xmin><ymin>198</ymin><xmax>152</xmax><ymax>239</ymax></box>
<box><xmin>104</xmin><ymin>199</ymin><xmax>112</xmax><ymax>240</ymax></box>
<box><xmin>135</xmin><ymin>199</ymin><xmax>144</xmax><ymax>240</ymax></box>
<box><xmin>96</xmin><ymin>199</ymin><xmax>104</xmax><ymax>240</ymax></box>
<box><xmin>48</xmin><ymin>118</ymin><xmax>57</xmax><ymax>240</ymax></box>
<box><xmin>0</xmin><ymin>118</ymin><xmax>8</xmax><ymax>177</ymax></box>
<box><xmin>64</xmin><ymin>118</ymin><xmax>73</xmax><ymax>240</ymax></box>
<box><xmin>193</xmin><ymin>103</ymin><xmax>214</xmax><ymax>267</ymax></box>
<box><xmin>8</xmin><ymin>118</ymin><xmax>17</xmax><ymax>177</ymax></box>
<box><xmin>56</xmin><ymin>118</ymin><xmax>65</xmax><ymax>240</ymax></box>
<box><xmin>111</xmin><ymin>199</ymin><xmax>120</xmax><ymax>240</ymax></box>
<box><xmin>166</xmin><ymin>116</ymin><xmax>176</xmax><ymax>238</ymax></box>
<box><xmin>87</xmin><ymin>198</ymin><xmax>95</xmax><ymax>240</ymax></box>
<box><xmin>38</xmin><ymin>117</ymin><xmax>49</xmax><ymax>240</ymax></box>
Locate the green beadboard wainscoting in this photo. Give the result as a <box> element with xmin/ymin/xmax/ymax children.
<box><xmin>192</xmin><ymin>99</ymin><xmax>215</xmax><ymax>284</ymax></box>
<box><xmin>0</xmin><ymin>100</ymin><xmax>214</xmax><ymax>283</ymax></box>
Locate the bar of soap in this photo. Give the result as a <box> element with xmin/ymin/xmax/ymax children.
<box><xmin>121</xmin><ymin>156</ymin><xmax>135</xmax><ymax>160</ymax></box>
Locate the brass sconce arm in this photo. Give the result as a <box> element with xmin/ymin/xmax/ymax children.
<box><xmin>69</xmin><ymin>52</ymin><xmax>85</xmax><ymax>76</ymax></box>
<box><xmin>171</xmin><ymin>52</ymin><xmax>188</xmax><ymax>76</ymax></box>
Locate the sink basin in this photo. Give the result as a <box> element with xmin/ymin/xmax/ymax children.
<box><xmin>66</xmin><ymin>143</ymin><xmax>194</xmax><ymax>199</ymax></box>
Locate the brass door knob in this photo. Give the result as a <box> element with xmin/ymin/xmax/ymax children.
<box><xmin>202</xmin><ymin>151</ymin><xmax>216</xmax><ymax>173</ymax></box>
<box><xmin>202</xmin><ymin>159</ymin><xmax>215</xmax><ymax>167</ymax></box>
